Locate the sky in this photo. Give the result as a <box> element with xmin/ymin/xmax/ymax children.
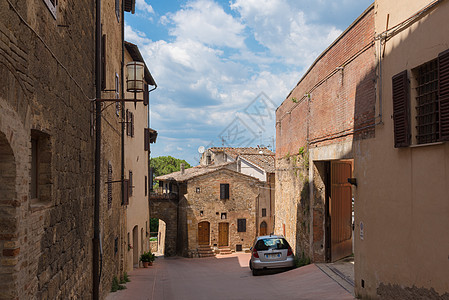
<box><xmin>125</xmin><ymin>0</ymin><xmax>374</xmax><ymax>165</ymax></box>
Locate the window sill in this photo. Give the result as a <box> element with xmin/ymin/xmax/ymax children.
<box><xmin>30</xmin><ymin>199</ymin><xmax>52</xmax><ymax>212</ymax></box>
<box><xmin>409</xmin><ymin>141</ymin><xmax>444</xmax><ymax>148</ymax></box>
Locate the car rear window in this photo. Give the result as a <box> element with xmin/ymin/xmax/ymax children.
<box><xmin>254</xmin><ymin>238</ymin><xmax>290</xmax><ymax>251</ymax></box>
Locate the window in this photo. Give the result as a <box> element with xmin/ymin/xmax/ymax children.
<box><xmin>115</xmin><ymin>0</ymin><xmax>120</xmax><ymax>22</ymax></box>
<box><xmin>30</xmin><ymin>130</ymin><xmax>52</xmax><ymax>204</ymax></box>
<box><xmin>262</xmin><ymin>208</ymin><xmax>267</xmax><ymax>217</ymax></box>
<box><xmin>115</xmin><ymin>73</ymin><xmax>120</xmax><ymax>116</ymax></box>
<box><xmin>196</xmin><ymin>187</ymin><xmax>201</xmax><ymax>193</ymax></box>
<box><xmin>221</xmin><ymin>213</ymin><xmax>227</xmax><ymax>220</ymax></box>
<box><xmin>129</xmin><ymin>170</ymin><xmax>133</xmax><ymax>196</ymax></box>
<box><xmin>122</xmin><ymin>179</ymin><xmax>129</xmax><ymax>205</ymax></box>
<box><xmin>126</xmin><ymin>110</ymin><xmax>134</xmax><ymax>137</ymax></box>
<box><xmin>220</xmin><ymin>183</ymin><xmax>229</xmax><ymax>200</ymax></box>
<box><xmin>145</xmin><ymin>176</ymin><xmax>147</xmax><ymax>196</ymax></box>
<box><xmin>43</xmin><ymin>0</ymin><xmax>57</xmax><ymax>19</ymax></box>
<box><xmin>393</xmin><ymin>49</ymin><xmax>449</xmax><ymax>147</ymax></box>
<box><xmin>107</xmin><ymin>162</ymin><xmax>112</xmax><ymax>209</ymax></box>
<box><xmin>237</xmin><ymin>219</ymin><xmax>246</xmax><ymax>232</ymax></box>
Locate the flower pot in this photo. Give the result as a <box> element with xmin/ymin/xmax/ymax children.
<box><xmin>143</xmin><ymin>262</ymin><xmax>150</xmax><ymax>268</ymax></box>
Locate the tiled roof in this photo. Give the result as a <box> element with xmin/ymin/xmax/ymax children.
<box><xmin>155</xmin><ymin>162</ymin><xmax>235</xmax><ymax>182</ymax></box>
<box><xmin>209</xmin><ymin>147</ymin><xmax>275</xmax><ymax>172</ymax></box>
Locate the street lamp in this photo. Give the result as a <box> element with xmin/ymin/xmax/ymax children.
<box><xmin>126</xmin><ymin>61</ymin><xmax>145</xmax><ymax>92</ymax></box>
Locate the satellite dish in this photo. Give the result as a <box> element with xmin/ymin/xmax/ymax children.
<box><xmin>198</xmin><ymin>146</ymin><xmax>205</xmax><ymax>154</ymax></box>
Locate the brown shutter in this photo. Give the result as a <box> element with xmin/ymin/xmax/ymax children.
<box><xmin>126</xmin><ymin>109</ymin><xmax>129</xmax><ymax>136</ymax></box>
<box><xmin>144</xmin><ymin>128</ymin><xmax>149</xmax><ymax>151</ymax></box>
<box><xmin>392</xmin><ymin>70</ymin><xmax>411</xmax><ymax>147</ymax></box>
<box><xmin>438</xmin><ymin>49</ymin><xmax>449</xmax><ymax>141</ymax></box>
<box><xmin>101</xmin><ymin>34</ymin><xmax>106</xmax><ymax>90</ymax></box>
<box><xmin>143</xmin><ymin>84</ymin><xmax>149</xmax><ymax>106</ymax></box>
<box><xmin>129</xmin><ymin>170</ymin><xmax>133</xmax><ymax>196</ymax></box>
<box><xmin>122</xmin><ymin>179</ymin><xmax>129</xmax><ymax>205</ymax></box>
<box><xmin>131</xmin><ymin>113</ymin><xmax>134</xmax><ymax>137</ymax></box>
<box><xmin>220</xmin><ymin>183</ymin><xmax>229</xmax><ymax>199</ymax></box>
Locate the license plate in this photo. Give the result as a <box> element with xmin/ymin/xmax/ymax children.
<box><xmin>265</xmin><ymin>253</ymin><xmax>281</xmax><ymax>259</ymax></box>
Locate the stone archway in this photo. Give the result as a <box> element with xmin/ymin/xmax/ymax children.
<box><xmin>0</xmin><ymin>131</ymin><xmax>18</xmax><ymax>299</ymax></box>
<box><xmin>149</xmin><ymin>198</ymin><xmax>178</xmax><ymax>256</ymax></box>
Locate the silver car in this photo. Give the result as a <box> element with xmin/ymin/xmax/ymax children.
<box><xmin>249</xmin><ymin>235</ymin><xmax>295</xmax><ymax>275</ymax></box>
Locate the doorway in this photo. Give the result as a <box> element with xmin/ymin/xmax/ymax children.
<box><xmin>260</xmin><ymin>221</ymin><xmax>267</xmax><ymax>236</ymax></box>
<box><xmin>325</xmin><ymin>160</ymin><xmax>353</xmax><ymax>262</ymax></box>
<box><xmin>218</xmin><ymin>222</ymin><xmax>229</xmax><ymax>246</ymax></box>
<box><xmin>198</xmin><ymin>221</ymin><xmax>210</xmax><ymax>245</ymax></box>
<box><xmin>132</xmin><ymin>225</ymin><xmax>138</xmax><ymax>267</ymax></box>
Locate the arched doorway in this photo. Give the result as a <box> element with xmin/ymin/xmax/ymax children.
<box><xmin>0</xmin><ymin>131</ymin><xmax>17</xmax><ymax>298</ymax></box>
<box><xmin>260</xmin><ymin>221</ymin><xmax>268</xmax><ymax>236</ymax></box>
<box><xmin>198</xmin><ymin>221</ymin><xmax>210</xmax><ymax>245</ymax></box>
<box><xmin>218</xmin><ymin>222</ymin><xmax>229</xmax><ymax>246</ymax></box>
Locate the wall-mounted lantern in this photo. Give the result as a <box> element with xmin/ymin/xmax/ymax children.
<box><xmin>126</xmin><ymin>61</ymin><xmax>145</xmax><ymax>92</ymax></box>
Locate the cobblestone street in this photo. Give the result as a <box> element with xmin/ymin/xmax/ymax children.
<box><xmin>107</xmin><ymin>253</ymin><xmax>354</xmax><ymax>300</ymax></box>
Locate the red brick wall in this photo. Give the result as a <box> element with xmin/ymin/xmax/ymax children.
<box><xmin>276</xmin><ymin>6</ymin><xmax>376</xmax><ymax>158</ymax></box>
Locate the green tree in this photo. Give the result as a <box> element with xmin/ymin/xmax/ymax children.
<box><xmin>150</xmin><ymin>156</ymin><xmax>191</xmax><ymax>187</ymax></box>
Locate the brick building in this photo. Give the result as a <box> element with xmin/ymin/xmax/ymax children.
<box><xmin>275</xmin><ymin>4</ymin><xmax>376</xmax><ymax>262</ymax></box>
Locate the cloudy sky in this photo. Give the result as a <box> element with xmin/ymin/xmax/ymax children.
<box><xmin>125</xmin><ymin>0</ymin><xmax>373</xmax><ymax>165</ymax></box>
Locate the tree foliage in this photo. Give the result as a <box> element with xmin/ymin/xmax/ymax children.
<box><xmin>150</xmin><ymin>156</ymin><xmax>191</xmax><ymax>179</ymax></box>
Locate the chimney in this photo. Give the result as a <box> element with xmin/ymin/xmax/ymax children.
<box><xmin>180</xmin><ymin>163</ymin><xmax>185</xmax><ymax>175</ymax></box>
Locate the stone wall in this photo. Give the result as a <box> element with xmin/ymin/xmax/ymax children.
<box><xmin>0</xmin><ymin>0</ymin><xmax>128</xmax><ymax>298</ymax></box>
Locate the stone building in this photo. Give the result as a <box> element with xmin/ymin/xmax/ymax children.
<box><xmin>0</xmin><ymin>0</ymin><xmax>146</xmax><ymax>299</ymax></box>
<box><xmin>275</xmin><ymin>4</ymin><xmax>376</xmax><ymax>263</ymax></box>
<box><xmin>156</xmin><ymin>147</ymin><xmax>275</xmax><ymax>257</ymax></box>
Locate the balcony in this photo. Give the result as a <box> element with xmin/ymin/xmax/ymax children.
<box><xmin>150</xmin><ymin>188</ymin><xmax>178</xmax><ymax>201</ymax></box>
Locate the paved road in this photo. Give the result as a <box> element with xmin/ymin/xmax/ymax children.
<box><xmin>107</xmin><ymin>253</ymin><xmax>354</xmax><ymax>300</ymax></box>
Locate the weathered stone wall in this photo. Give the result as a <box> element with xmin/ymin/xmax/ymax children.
<box><xmin>184</xmin><ymin>169</ymin><xmax>263</xmax><ymax>256</ymax></box>
<box><xmin>274</xmin><ymin>152</ymin><xmax>309</xmax><ymax>257</ymax></box>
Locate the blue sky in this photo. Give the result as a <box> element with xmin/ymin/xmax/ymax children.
<box><xmin>125</xmin><ymin>0</ymin><xmax>373</xmax><ymax>165</ymax></box>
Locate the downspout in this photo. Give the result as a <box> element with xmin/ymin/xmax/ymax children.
<box><xmin>120</xmin><ymin>0</ymin><xmax>125</xmax><ymax>278</ymax></box>
<box><xmin>93</xmin><ymin>0</ymin><xmax>101</xmax><ymax>298</ymax></box>
<box><xmin>378</xmin><ymin>37</ymin><xmax>383</xmax><ymax>124</ymax></box>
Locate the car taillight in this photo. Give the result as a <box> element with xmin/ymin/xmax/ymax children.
<box><xmin>253</xmin><ymin>248</ymin><xmax>259</xmax><ymax>258</ymax></box>
<box><xmin>287</xmin><ymin>247</ymin><xmax>293</xmax><ymax>256</ymax></box>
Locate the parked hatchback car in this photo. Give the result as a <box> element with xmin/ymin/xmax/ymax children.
<box><xmin>249</xmin><ymin>235</ymin><xmax>295</xmax><ymax>275</ymax></box>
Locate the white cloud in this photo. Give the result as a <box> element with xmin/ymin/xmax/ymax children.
<box><xmin>124</xmin><ymin>24</ymin><xmax>151</xmax><ymax>45</ymax></box>
<box><xmin>230</xmin><ymin>0</ymin><xmax>342</xmax><ymax>66</ymax></box>
<box><xmin>136</xmin><ymin>0</ymin><xmax>154</xmax><ymax>14</ymax></box>
<box><xmin>167</xmin><ymin>0</ymin><xmax>246</xmax><ymax>49</ymax></box>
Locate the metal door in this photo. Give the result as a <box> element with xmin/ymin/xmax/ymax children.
<box><xmin>330</xmin><ymin>161</ymin><xmax>353</xmax><ymax>261</ymax></box>
<box><xmin>218</xmin><ymin>222</ymin><xmax>229</xmax><ymax>246</ymax></box>
<box><xmin>198</xmin><ymin>221</ymin><xmax>210</xmax><ymax>245</ymax></box>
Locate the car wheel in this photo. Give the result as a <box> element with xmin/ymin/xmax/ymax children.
<box><xmin>249</xmin><ymin>261</ymin><xmax>252</xmax><ymax>270</ymax></box>
<box><xmin>252</xmin><ymin>268</ymin><xmax>259</xmax><ymax>276</ymax></box>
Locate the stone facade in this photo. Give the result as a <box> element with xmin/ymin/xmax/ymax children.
<box><xmin>182</xmin><ymin>169</ymin><xmax>260</xmax><ymax>256</ymax></box>
<box><xmin>0</xmin><ymin>0</ymin><xmax>140</xmax><ymax>299</ymax></box>
<box><xmin>275</xmin><ymin>5</ymin><xmax>376</xmax><ymax>262</ymax></box>
<box><xmin>0</xmin><ymin>1</ymin><xmax>95</xmax><ymax>298</ymax></box>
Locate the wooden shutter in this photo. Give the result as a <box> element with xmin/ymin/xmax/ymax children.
<box><xmin>144</xmin><ymin>128</ymin><xmax>149</xmax><ymax>151</ymax></box>
<box><xmin>126</xmin><ymin>110</ymin><xmax>130</xmax><ymax>136</ymax></box>
<box><xmin>392</xmin><ymin>70</ymin><xmax>411</xmax><ymax>147</ymax></box>
<box><xmin>129</xmin><ymin>171</ymin><xmax>133</xmax><ymax>196</ymax></box>
<box><xmin>107</xmin><ymin>162</ymin><xmax>112</xmax><ymax>209</ymax></box>
<box><xmin>131</xmin><ymin>113</ymin><xmax>134</xmax><ymax>137</ymax></box>
<box><xmin>143</xmin><ymin>84</ymin><xmax>149</xmax><ymax>106</ymax></box>
<box><xmin>220</xmin><ymin>183</ymin><xmax>229</xmax><ymax>199</ymax></box>
<box><xmin>122</xmin><ymin>179</ymin><xmax>129</xmax><ymax>205</ymax></box>
<box><xmin>439</xmin><ymin>49</ymin><xmax>449</xmax><ymax>141</ymax></box>
<box><xmin>101</xmin><ymin>34</ymin><xmax>106</xmax><ymax>90</ymax></box>
<box><xmin>237</xmin><ymin>219</ymin><xmax>246</xmax><ymax>232</ymax></box>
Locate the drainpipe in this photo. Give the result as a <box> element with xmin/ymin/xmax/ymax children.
<box><xmin>120</xmin><ymin>0</ymin><xmax>125</xmax><ymax>278</ymax></box>
<box><xmin>93</xmin><ymin>0</ymin><xmax>101</xmax><ymax>298</ymax></box>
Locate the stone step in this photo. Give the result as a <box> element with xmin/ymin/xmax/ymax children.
<box><xmin>197</xmin><ymin>245</ymin><xmax>216</xmax><ymax>258</ymax></box>
<box><xmin>217</xmin><ymin>247</ymin><xmax>232</xmax><ymax>255</ymax></box>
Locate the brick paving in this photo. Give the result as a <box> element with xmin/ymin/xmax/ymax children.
<box><xmin>106</xmin><ymin>253</ymin><xmax>355</xmax><ymax>300</ymax></box>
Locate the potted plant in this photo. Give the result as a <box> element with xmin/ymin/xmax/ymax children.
<box><xmin>139</xmin><ymin>251</ymin><xmax>155</xmax><ymax>268</ymax></box>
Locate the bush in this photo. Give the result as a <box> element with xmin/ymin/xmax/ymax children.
<box><xmin>111</xmin><ymin>276</ymin><xmax>126</xmax><ymax>292</ymax></box>
<box><xmin>140</xmin><ymin>251</ymin><xmax>156</xmax><ymax>263</ymax></box>
<box><xmin>294</xmin><ymin>251</ymin><xmax>311</xmax><ymax>268</ymax></box>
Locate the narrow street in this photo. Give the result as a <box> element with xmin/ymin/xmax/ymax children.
<box><xmin>107</xmin><ymin>253</ymin><xmax>354</xmax><ymax>300</ymax></box>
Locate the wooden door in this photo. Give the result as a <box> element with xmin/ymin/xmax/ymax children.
<box><xmin>260</xmin><ymin>221</ymin><xmax>267</xmax><ymax>236</ymax></box>
<box><xmin>198</xmin><ymin>221</ymin><xmax>210</xmax><ymax>245</ymax></box>
<box><xmin>330</xmin><ymin>161</ymin><xmax>353</xmax><ymax>262</ymax></box>
<box><xmin>218</xmin><ymin>223</ymin><xmax>229</xmax><ymax>246</ymax></box>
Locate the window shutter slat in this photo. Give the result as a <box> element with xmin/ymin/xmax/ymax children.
<box><xmin>438</xmin><ymin>49</ymin><xmax>449</xmax><ymax>141</ymax></box>
<box><xmin>392</xmin><ymin>70</ymin><xmax>410</xmax><ymax>147</ymax></box>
